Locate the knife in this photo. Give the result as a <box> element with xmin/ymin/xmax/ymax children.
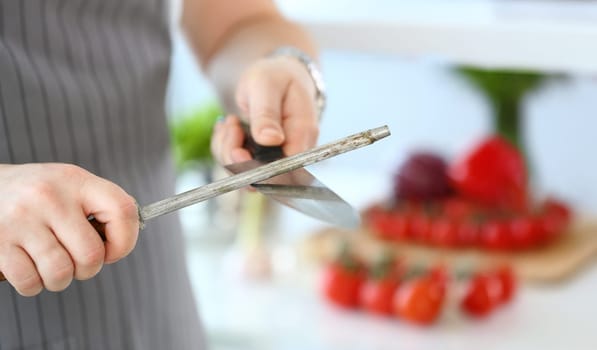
<box><xmin>225</xmin><ymin>126</ymin><xmax>360</xmax><ymax>228</ymax></box>
<box><xmin>0</xmin><ymin>125</ymin><xmax>390</xmax><ymax>282</ymax></box>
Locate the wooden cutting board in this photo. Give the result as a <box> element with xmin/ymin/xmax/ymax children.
<box><xmin>300</xmin><ymin>217</ymin><xmax>597</xmax><ymax>284</ymax></box>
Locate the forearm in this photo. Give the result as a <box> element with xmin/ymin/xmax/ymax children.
<box><xmin>181</xmin><ymin>2</ymin><xmax>317</xmax><ymax>113</ymax></box>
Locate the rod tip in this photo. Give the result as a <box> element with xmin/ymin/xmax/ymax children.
<box><xmin>368</xmin><ymin>125</ymin><xmax>391</xmax><ymax>141</ymax></box>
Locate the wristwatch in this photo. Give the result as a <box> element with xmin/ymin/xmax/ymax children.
<box><xmin>269</xmin><ymin>46</ymin><xmax>327</xmax><ymax>119</ymax></box>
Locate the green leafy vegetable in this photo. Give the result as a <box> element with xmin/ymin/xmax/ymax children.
<box><xmin>170</xmin><ymin>101</ymin><xmax>223</xmax><ymax>170</ymax></box>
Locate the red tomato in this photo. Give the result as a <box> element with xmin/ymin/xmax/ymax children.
<box><xmin>367</xmin><ymin>208</ymin><xmax>395</xmax><ymax>241</ymax></box>
<box><xmin>536</xmin><ymin>198</ymin><xmax>572</xmax><ymax>243</ymax></box>
<box><xmin>410</xmin><ymin>214</ymin><xmax>432</xmax><ymax>243</ymax></box>
<box><xmin>509</xmin><ymin>217</ymin><xmax>540</xmax><ymax>249</ymax></box>
<box><xmin>393</xmin><ymin>277</ymin><xmax>445</xmax><ymax>325</ymax></box>
<box><xmin>442</xmin><ymin>198</ymin><xmax>474</xmax><ymax>219</ymax></box>
<box><xmin>428</xmin><ymin>264</ymin><xmax>450</xmax><ymax>293</ymax></box>
<box><xmin>367</xmin><ymin>208</ymin><xmax>411</xmax><ymax>242</ymax></box>
<box><xmin>429</xmin><ymin>218</ymin><xmax>458</xmax><ymax>247</ymax></box>
<box><xmin>322</xmin><ymin>262</ymin><xmax>365</xmax><ymax>309</ymax></box>
<box><xmin>461</xmin><ymin>274</ymin><xmax>494</xmax><ymax>317</ymax></box>
<box><xmin>456</xmin><ymin>220</ymin><xmax>480</xmax><ymax>247</ymax></box>
<box><xmin>538</xmin><ymin>214</ymin><xmax>563</xmax><ymax>243</ymax></box>
<box><xmin>360</xmin><ymin>279</ymin><xmax>399</xmax><ymax>316</ymax></box>
<box><xmin>450</xmin><ymin>135</ymin><xmax>528</xmax><ymax>211</ymax></box>
<box><xmin>495</xmin><ymin>265</ymin><xmax>516</xmax><ymax>303</ymax></box>
<box><xmin>480</xmin><ymin>221</ymin><xmax>513</xmax><ymax>251</ymax></box>
<box><xmin>359</xmin><ymin>254</ymin><xmax>403</xmax><ymax>316</ymax></box>
<box><xmin>387</xmin><ymin>211</ymin><xmax>411</xmax><ymax>241</ymax></box>
<box><xmin>543</xmin><ymin>198</ymin><xmax>572</xmax><ymax>222</ymax></box>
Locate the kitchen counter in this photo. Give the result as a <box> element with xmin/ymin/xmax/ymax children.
<box><xmin>180</xmin><ymin>167</ymin><xmax>597</xmax><ymax>350</ymax></box>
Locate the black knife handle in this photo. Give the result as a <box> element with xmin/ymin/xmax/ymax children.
<box><xmin>242</xmin><ymin>124</ymin><xmax>285</xmax><ymax>162</ymax></box>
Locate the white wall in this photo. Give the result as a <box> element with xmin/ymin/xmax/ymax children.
<box><xmin>166</xmin><ymin>1</ymin><xmax>597</xmax><ymax>213</ymax></box>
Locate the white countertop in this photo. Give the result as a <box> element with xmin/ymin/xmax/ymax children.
<box><xmin>180</xmin><ymin>168</ymin><xmax>597</xmax><ymax>350</ymax></box>
<box><xmin>184</xmin><ymin>217</ymin><xmax>597</xmax><ymax>350</ymax></box>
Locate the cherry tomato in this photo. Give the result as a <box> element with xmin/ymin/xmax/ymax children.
<box><xmin>480</xmin><ymin>221</ymin><xmax>512</xmax><ymax>251</ymax></box>
<box><xmin>509</xmin><ymin>217</ymin><xmax>540</xmax><ymax>249</ymax></box>
<box><xmin>442</xmin><ymin>198</ymin><xmax>474</xmax><ymax>219</ymax></box>
<box><xmin>456</xmin><ymin>220</ymin><xmax>480</xmax><ymax>247</ymax></box>
<box><xmin>360</xmin><ymin>279</ymin><xmax>399</xmax><ymax>316</ymax></box>
<box><xmin>366</xmin><ymin>208</ymin><xmax>394</xmax><ymax>241</ymax></box>
<box><xmin>428</xmin><ymin>264</ymin><xmax>450</xmax><ymax>293</ymax></box>
<box><xmin>393</xmin><ymin>277</ymin><xmax>445</xmax><ymax>325</ymax></box>
<box><xmin>450</xmin><ymin>135</ymin><xmax>528</xmax><ymax>211</ymax></box>
<box><xmin>429</xmin><ymin>218</ymin><xmax>458</xmax><ymax>247</ymax></box>
<box><xmin>367</xmin><ymin>207</ymin><xmax>411</xmax><ymax>242</ymax></box>
<box><xmin>544</xmin><ymin>198</ymin><xmax>572</xmax><ymax>222</ymax></box>
<box><xmin>387</xmin><ymin>211</ymin><xmax>411</xmax><ymax>241</ymax></box>
<box><xmin>495</xmin><ymin>265</ymin><xmax>516</xmax><ymax>303</ymax></box>
<box><xmin>410</xmin><ymin>214</ymin><xmax>432</xmax><ymax>243</ymax></box>
<box><xmin>461</xmin><ymin>274</ymin><xmax>494</xmax><ymax>317</ymax></box>
<box><xmin>359</xmin><ymin>254</ymin><xmax>403</xmax><ymax>315</ymax></box>
<box><xmin>536</xmin><ymin>198</ymin><xmax>572</xmax><ymax>242</ymax></box>
<box><xmin>322</xmin><ymin>261</ymin><xmax>365</xmax><ymax>309</ymax></box>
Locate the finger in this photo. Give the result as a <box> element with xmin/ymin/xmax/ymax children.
<box><xmin>211</xmin><ymin>115</ymin><xmax>251</xmax><ymax>165</ymax></box>
<box><xmin>281</xmin><ymin>83</ymin><xmax>320</xmax><ymax>156</ymax></box>
<box><xmin>0</xmin><ymin>244</ymin><xmax>43</xmax><ymax>296</ymax></box>
<box><xmin>230</xmin><ymin>147</ymin><xmax>252</xmax><ymax>164</ymax></box>
<box><xmin>78</xmin><ymin>176</ymin><xmax>139</xmax><ymax>264</ymax></box>
<box><xmin>217</xmin><ymin>116</ymin><xmax>241</xmax><ymax>165</ymax></box>
<box><xmin>221</xmin><ymin>116</ymin><xmax>252</xmax><ymax>164</ymax></box>
<box><xmin>20</xmin><ymin>226</ymin><xmax>75</xmax><ymax>290</ymax></box>
<box><xmin>210</xmin><ymin>116</ymin><xmax>227</xmax><ymax>164</ymax></box>
<box><xmin>246</xmin><ymin>74</ymin><xmax>287</xmax><ymax>146</ymax></box>
<box><xmin>50</xmin><ymin>210</ymin><xmax>105</xmax><ymax>280</ymax></box>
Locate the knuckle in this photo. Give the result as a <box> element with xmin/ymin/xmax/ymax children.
<box><xmin>249</xmin><ymin>66</ymin><xmax>284</xmax><ymax>88</ymax></box>
<box><xmin>118</xmin><ymin>194</ymin><xmax>138</xmax><ymax>219</ymax></box>
<box><xmin>10</xmin><ymin>266</ymin><xmax>43</xmax><ymax>296</ymax></box>
<box><xmin>8</xmin><ymin>265</ymin><xmax>36</xmax><ymax>285</ymax></box>
<box><xmin>246</xmin><ymin>62</ymin><xmax>265</xmax><ymax>79</ymax></box>
<box><xmin>58</xmin><ymin>163</ymin><xmax>86</xmax><ymax>181</ymax></box>
<box><xmin>45</xmin><ymin>263</ymin><xmax>74</xmax><ymax>291</ymax></box>
<box><xmin>254</xmin><ymin>105</ymin><xmax>280</xmax><ymax>121</ymax></box>
<box><xmin>5</xmin><ymin>202</ymin><xmax>29</xmax><ymax>222</ymax></box>
<box><xmin>15</xmin><ymin>277</ymin><xmax>43</xmax><ymax>297</ymax></box>
<box><xmin>28</xmin><ymin>180</ymin><xmax>58</xmax><ymax>203</ymax></box>
<box><xmin>48</xmin><ymin>263</ymin><xmax>74</xmax><ymax>287</ymax></box>
<box><xmin>77</xmin><ymin>243</ymin><xmax>105</xmax><ymax>273</ymax></box>
<box><xmin>44</xmin><ymin>249</ymin><xmax>74</xmax><ymax>286</ymax></box>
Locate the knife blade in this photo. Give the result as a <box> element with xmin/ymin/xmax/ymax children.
<box><xmin>225</xmin><ymin>130</ymin><xmax>361</xmax><ymax>228</ymax></box>
<box><xmin>0</xmin><ymin>125</ymin><xmax>390</xmax><ymax>282</ymax></box>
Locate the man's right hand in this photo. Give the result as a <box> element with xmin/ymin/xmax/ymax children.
<box><xmin>0</xmin><ymin>163</ymin><xmax>139</xmax><ymax>296</ymax></box>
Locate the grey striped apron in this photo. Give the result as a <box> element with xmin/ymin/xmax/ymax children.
<box><xmin>0</xmin><ymin>0</ymin><xmax>204</xmax><ymax>349</ymax></box>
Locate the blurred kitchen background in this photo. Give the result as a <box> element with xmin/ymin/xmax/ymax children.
<box><xmin>166</xmin><ymin>1</ymin><xmax>597</xmax><ymax>349</ymax></box>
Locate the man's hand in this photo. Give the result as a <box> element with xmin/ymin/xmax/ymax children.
<box><xmin>211</xmin><ymin>55</ymin><xmax>320</xmax><ymax>165</ymax></box>
<box><xmin>0</xmin><ymin>163</ymin><xmax>139</xmax><ymax>296</ymax></box>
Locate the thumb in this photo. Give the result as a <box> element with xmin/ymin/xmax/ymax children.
<box><xmin>79</xmin><ymin>175</ymin><xmax>140</xmax><ymax>263</ymax></box>
<box><xmin>246</xmin><ymin>76</ymin><xmax>286</xmax><ymax>146</ymax></box>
